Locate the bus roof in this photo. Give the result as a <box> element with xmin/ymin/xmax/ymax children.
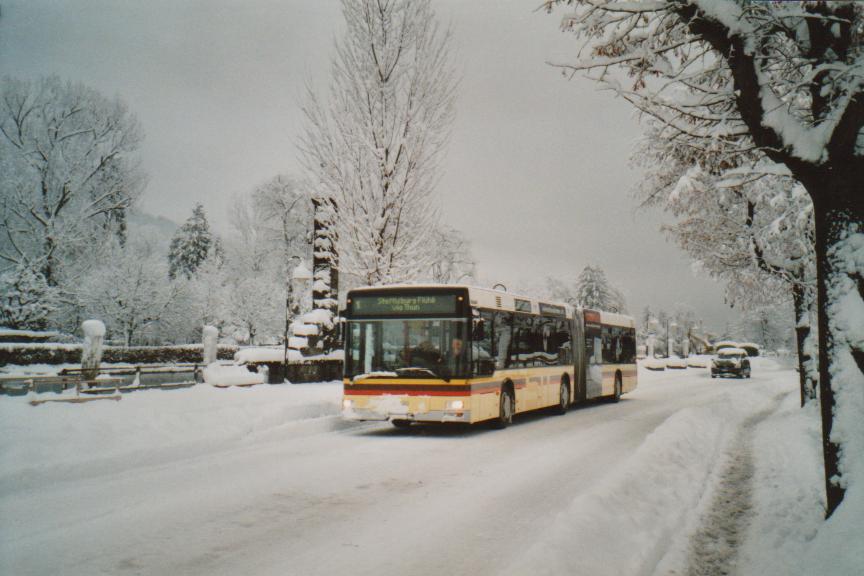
<box><xmin>597</xmin><ymin>311</ymin><xmax>636</xmax><ymax>329</ymax></box>
<box><xmin>347</xmin><ymin>284</ymin><xmax>635</xmax><ymax>325</ymax></box>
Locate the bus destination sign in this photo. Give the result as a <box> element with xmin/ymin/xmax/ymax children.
<box><xmin>352</xmin><ymin>294</ymin><xmax>459</xmax><ymax>316</ymax></box>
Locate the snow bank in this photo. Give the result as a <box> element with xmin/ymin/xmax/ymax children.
<box><xmin>739</xmin><ymin>393</ymin><xmax>864</xmax><ymax>576</ymax></box>
<box><xmin>643</xmin><ymin>359</ymin><xmax>666</xmax><ymax>371</ymax></box>
<box><xmin>302</xmin><ymin>308</ymin><xmax>334</xmax><ymax>325</ymax></box>
<box><xmin>508</xmin><ymin>386</ymin><xmax>781</xmax><ymax>576</ymax></box>
<box><xmin>0</xmin><ymin>328</ymin><xmax>60</xmax><ymax>341</ymax></box>
<box><xmin>202</xmin><ymin>363</ymin><xmax>263</xmax><ymax>387</ymax></box>
<box><xmin>0</xmin><ymin>381</ymin><xmax>342</xmax><ymax>487</ymax></box>
<box><xmin>292</xmin><ymin>323</ymin><xmax>319</xmax><ymax>336</ymax></box>
<box><xmin>234</xmin><ymin>347</ymin><xmax>304</xmax><ymax>364</ymax></box>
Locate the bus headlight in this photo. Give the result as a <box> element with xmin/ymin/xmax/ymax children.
<box><xmin>343</xmin><ymin>399</ymin><xmax>353</xmax><ymax>411</ymax></box>
<box><xmin>447</xmin><ymin>400</ymin><xmax>464</xmax><ymax>410</ymax></box>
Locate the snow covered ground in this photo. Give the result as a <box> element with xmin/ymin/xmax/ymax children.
<box><xmin>0</xmin><ymin>358</ymin><xmax>860</xmax><ymax>575</ymax></box>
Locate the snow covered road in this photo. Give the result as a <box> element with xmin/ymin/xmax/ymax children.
<box><xmin>1</xmin><ymin>360</ymin><xmax>799</xmax><ymax>576</ymax></box>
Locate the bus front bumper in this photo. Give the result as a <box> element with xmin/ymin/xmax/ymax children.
<box><xmin>342</xmin><ymin>396</ymin><xmax>471</xmax><ymax>423</ymax></box>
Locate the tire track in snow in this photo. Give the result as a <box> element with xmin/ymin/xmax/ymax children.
<box><xmin>685</xmin><ymin>392</ymin><xmax>789</xmax><ymax>576</ymax></box>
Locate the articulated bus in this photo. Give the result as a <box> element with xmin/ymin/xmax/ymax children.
<box><xmin>341</xmin><ymin>285</ymin><xmax>637</xmax><ymax>427</ymax></box>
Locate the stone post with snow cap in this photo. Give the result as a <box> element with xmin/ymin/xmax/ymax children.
<box><xmin>202</xmin><ymin>325</ymin><xmax>218</xmax><ymax>365</ymax></box>
<box><xmin>81</xmin><ymin>320</ymin><xmax>106</xmax><ymax>382</ymax></box>
<box><xmin>292</xmin><ymin>260</ymin><xmax>313</xmax><ymax>315</ymax></box>
<box><xmin>647</xmin><ymin>316</ymin><xmax>658</xmax><ymax>358</ymax></box>
<box><xmin>668</xmin><ymin>321</ymin><xmax>677</xmax><ymax>358</ymax></box>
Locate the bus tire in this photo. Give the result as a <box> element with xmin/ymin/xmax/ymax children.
<box><xmin>611</xmin><ymin>372</ymin><xmax>622</xmax><ymax>403</ymax></box>
<box><xmin>391</xmin><ymin>419</ymin><xmax>412</xmax><ymax>429</ymax></box>
<box><xmin>555</xmin><ymin>375</ymin><xmax>570</xmax><ymax>415</ymax></box>
<box><xmin>493</xmin><ymin>385</ymin><xmax>514</xmax><ymax>429</ymax></box>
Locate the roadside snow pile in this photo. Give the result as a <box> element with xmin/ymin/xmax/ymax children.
<box><xmin>0</xmin><ymin>381</ymin><xmax>342</xmax><ymax>487</ymax></box>
<box><xmin>291</xmin><ymin>323</ymin><xmax>319</xmax><ymax>337</ymax></box>
<box><xmin>234</xmin><ymin>347</ymin><xmax>302</xmax><ymax>364</ymax></box>
<box><xmin>666</xmin><ymin>357</ymin><xmax>687</xmax><ymax>369</ymax></box>
<box><xmin>738</xmin><ymin>395</ymin><xmax>864</xmax><ymax>576</ymax></box>
<box><xmin>0</xmin><ymin>327</ymin><xmax>60</xmax><ymax>342</ymax></box>
<box><xmin>643</xmin><ymin>359</ymin><xmax>666</xmax><ymax>371</ymax></box>
<box><xmin>202</xmin><ymin>363</ymin><xmax>263</xmax><ymax>386</ymax></box>
<box><xmin>509</xmin><ymin>383</ymin><xmax>783</xmax><ymax>576</ymax></box>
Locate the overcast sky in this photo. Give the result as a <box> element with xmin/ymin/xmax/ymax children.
<box><xmin>0</xmin><ymin>0</ymin><xmax>736</xmax><ymax>330</ymax></box>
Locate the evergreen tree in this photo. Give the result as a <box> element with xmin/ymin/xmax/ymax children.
<box><xmin>0</xmin><ymin>266</ymin><xmax>56</xmax><ymax>330</ymax></box>
<box><xmin>574</xmin><ymin>265</ymin><xmax>627</xmax><ymax>313</ymax></box>
<box><xmin>168</xmin><ymin>204</ymin><xmax>215</xmax><ymax>280</ymax></box>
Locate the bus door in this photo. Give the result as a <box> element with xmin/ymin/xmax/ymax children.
<box><xmin>573</xmin><ymin>311</ymin><xmax>587</xmax><ymax>402</ymax></box>
<box><xmin>583</xmin><ymin>310</ymin><xmax>603</xmax><ymax>398</ymax></box>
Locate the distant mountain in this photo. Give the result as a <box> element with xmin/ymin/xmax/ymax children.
<box><xmin>128</xmin><ymin>210</ymin><xmax>179</xmax><ymax>235</ymax></box>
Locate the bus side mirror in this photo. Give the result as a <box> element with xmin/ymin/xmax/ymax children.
<box><xmin>472</xmin><ymin>319</ymin><xmax>485</xmax><ymax>340</ymax></box>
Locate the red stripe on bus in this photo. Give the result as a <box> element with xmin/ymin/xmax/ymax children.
<box><xmin>345</xmin><ymin>389</ymin><xmax>469</xmax><ymax>397</ymax></box>
<box><xmin>346</xmin><ymin>381</ymin><xmax>504</xmax><ymax>396</ymax></box>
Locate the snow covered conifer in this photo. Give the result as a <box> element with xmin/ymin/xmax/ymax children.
<box><xmin>574</xmin><ymin>265</ymin><xmax>627</xmax><ymax>313</ymax></box>
<box><xmin>168</xmin><ymin>204</ymin><xmax>216</xmax><ymax>280</ymax></box>
<box><xmin>0</xmin><ymin>266</ymin><xmax>56</xmax><ymax>330</ymax></box>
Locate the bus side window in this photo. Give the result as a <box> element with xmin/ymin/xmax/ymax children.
<box><xmin>602</xmin><ymin>325</ymin><xmax>617</xmax><ymax>364</ymax></box>
<box><xmin>556</xmin><ymin>319</ymin><xmax>572</xmax><ymax>365</ymax></box>
<box><xmin>624</xmin><ymin>328</ymin><xmax>636</xmax><ymax>363</ymax></box>
<box><xmin>495</xmin><ymin>311</ymin><xmax>514</xmax><ymax>369</ymax></box>
<box><xmin>473</xmin><ymin>311</ymin><xmax>496</xmax><ymax>376</ymax></box>
<box><xmin>511</xmin><ymin>315</ymin><xmax>530</xmax><ymax>368</ymax></box>
<box><xmin>594</xmin><ymin>336</ymin><xmax>603</xmax><ymax>364</ymax></box>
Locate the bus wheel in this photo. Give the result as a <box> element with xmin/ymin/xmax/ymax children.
<box><xmin>611</xmin><ymin>373</ymin><xmax>622</xmax><ymax>403</ymax></box>
<box><xmin>494</xmin><ymin>388</ymin><xmax>514</xmax><ymax>429</ymax></box>
<box><xmin>556</xmin><ymin>377</ymin><xmax>570</xmax><ymax>415</ymax></box>
<box><xmin>391</xmin><ymin>419</ymin><xmax>412</xmax><ymax>429</ymax></box>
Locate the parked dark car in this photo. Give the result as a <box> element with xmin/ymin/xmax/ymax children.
<box><xmin>711</xmin><ymin>348</ymin><xmax>751</xmax><ymax>379</ymax></box>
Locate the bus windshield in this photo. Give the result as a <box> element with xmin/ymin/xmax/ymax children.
<box><xmin>346</xmin><ymin>319</ymin><xmax>468</xmax><ymax>380</ymax></box>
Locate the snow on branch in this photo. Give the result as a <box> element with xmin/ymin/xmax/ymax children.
<box><xmin>549</xmin><ymin>0</ymin><xmax>864</xmax><ymax>179</ymax></box>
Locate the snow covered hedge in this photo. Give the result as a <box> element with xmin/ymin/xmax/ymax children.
<box><xmin>0</xmin><ymin>343</ymin><xmax>238</xmax><ymax>367</ymax></box>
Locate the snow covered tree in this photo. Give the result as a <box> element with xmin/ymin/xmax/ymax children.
<box><xmin>638</xmin><ymin>132</ymin><xmax>820</xmax><ymax>405</ymax></box>
<box><xmin>79</xmin><ymin>237</ymin><xmax>186</xmax><ymax>346</ymax></box>
<box><xmin>427</xmin><ymin>224</ymin><xmax>477</xmax><ymax>284</ymax></box>
<box><xmin>745</xmin><ymin>303</ymin><xmax>795</xmax><ymax>353</ymax></box>
<box><xmin>0</xmin><ymin>266</ymin><xmax>56</xmax><ymax>330</ymax></box>
<box><xmin>168</xmin><ymin>204</ymin><xmax>217</xmax><ymax>280</ymax></box>
<box><xmin>546</xmin><ymin>0</ymin><xmax>864</xmax><ymax>515</ymax></box>
<box><xmin>574</xmin><ymin>265</ymin><xmax>627</xmax><ymax>313</ymax></box>
<box><xmin>250</xmin><ymin>175</ymin><xmax>313</xmax><ymax>272</ymax></box>
<box><xmin>300</xmin><ymin>0</ymin><xmax>457</xmax><ymax>286</ymax></box>
<box><xmin>218</xmin><ymin>193</ymin><xmax>292</xmax><ymax>345</ymax></box>
<box><xmin>0</xmin><ymin>76</ymin><xmax>143</xmax><ymax>290</ymax></box>
<box><xmin>311</xmin><ymin>196</ymin><xmax>339</xmax><ymax>353</ymax></box>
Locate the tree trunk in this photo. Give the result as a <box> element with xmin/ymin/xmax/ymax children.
<box><xmin>811</xmin><ymin>179</ymin><xmax>864</xmax><ymax>518</ymax></box>
<box><xmin>792</xmin><ymin>283</ymin><xmax>818</xmax><ymax>407</ymax></box>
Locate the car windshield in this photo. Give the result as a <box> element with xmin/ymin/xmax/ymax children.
<box><xmin>346</xmin><ymin>319</ymin><xmax>468</xmax><ymax>380</ymax></box>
